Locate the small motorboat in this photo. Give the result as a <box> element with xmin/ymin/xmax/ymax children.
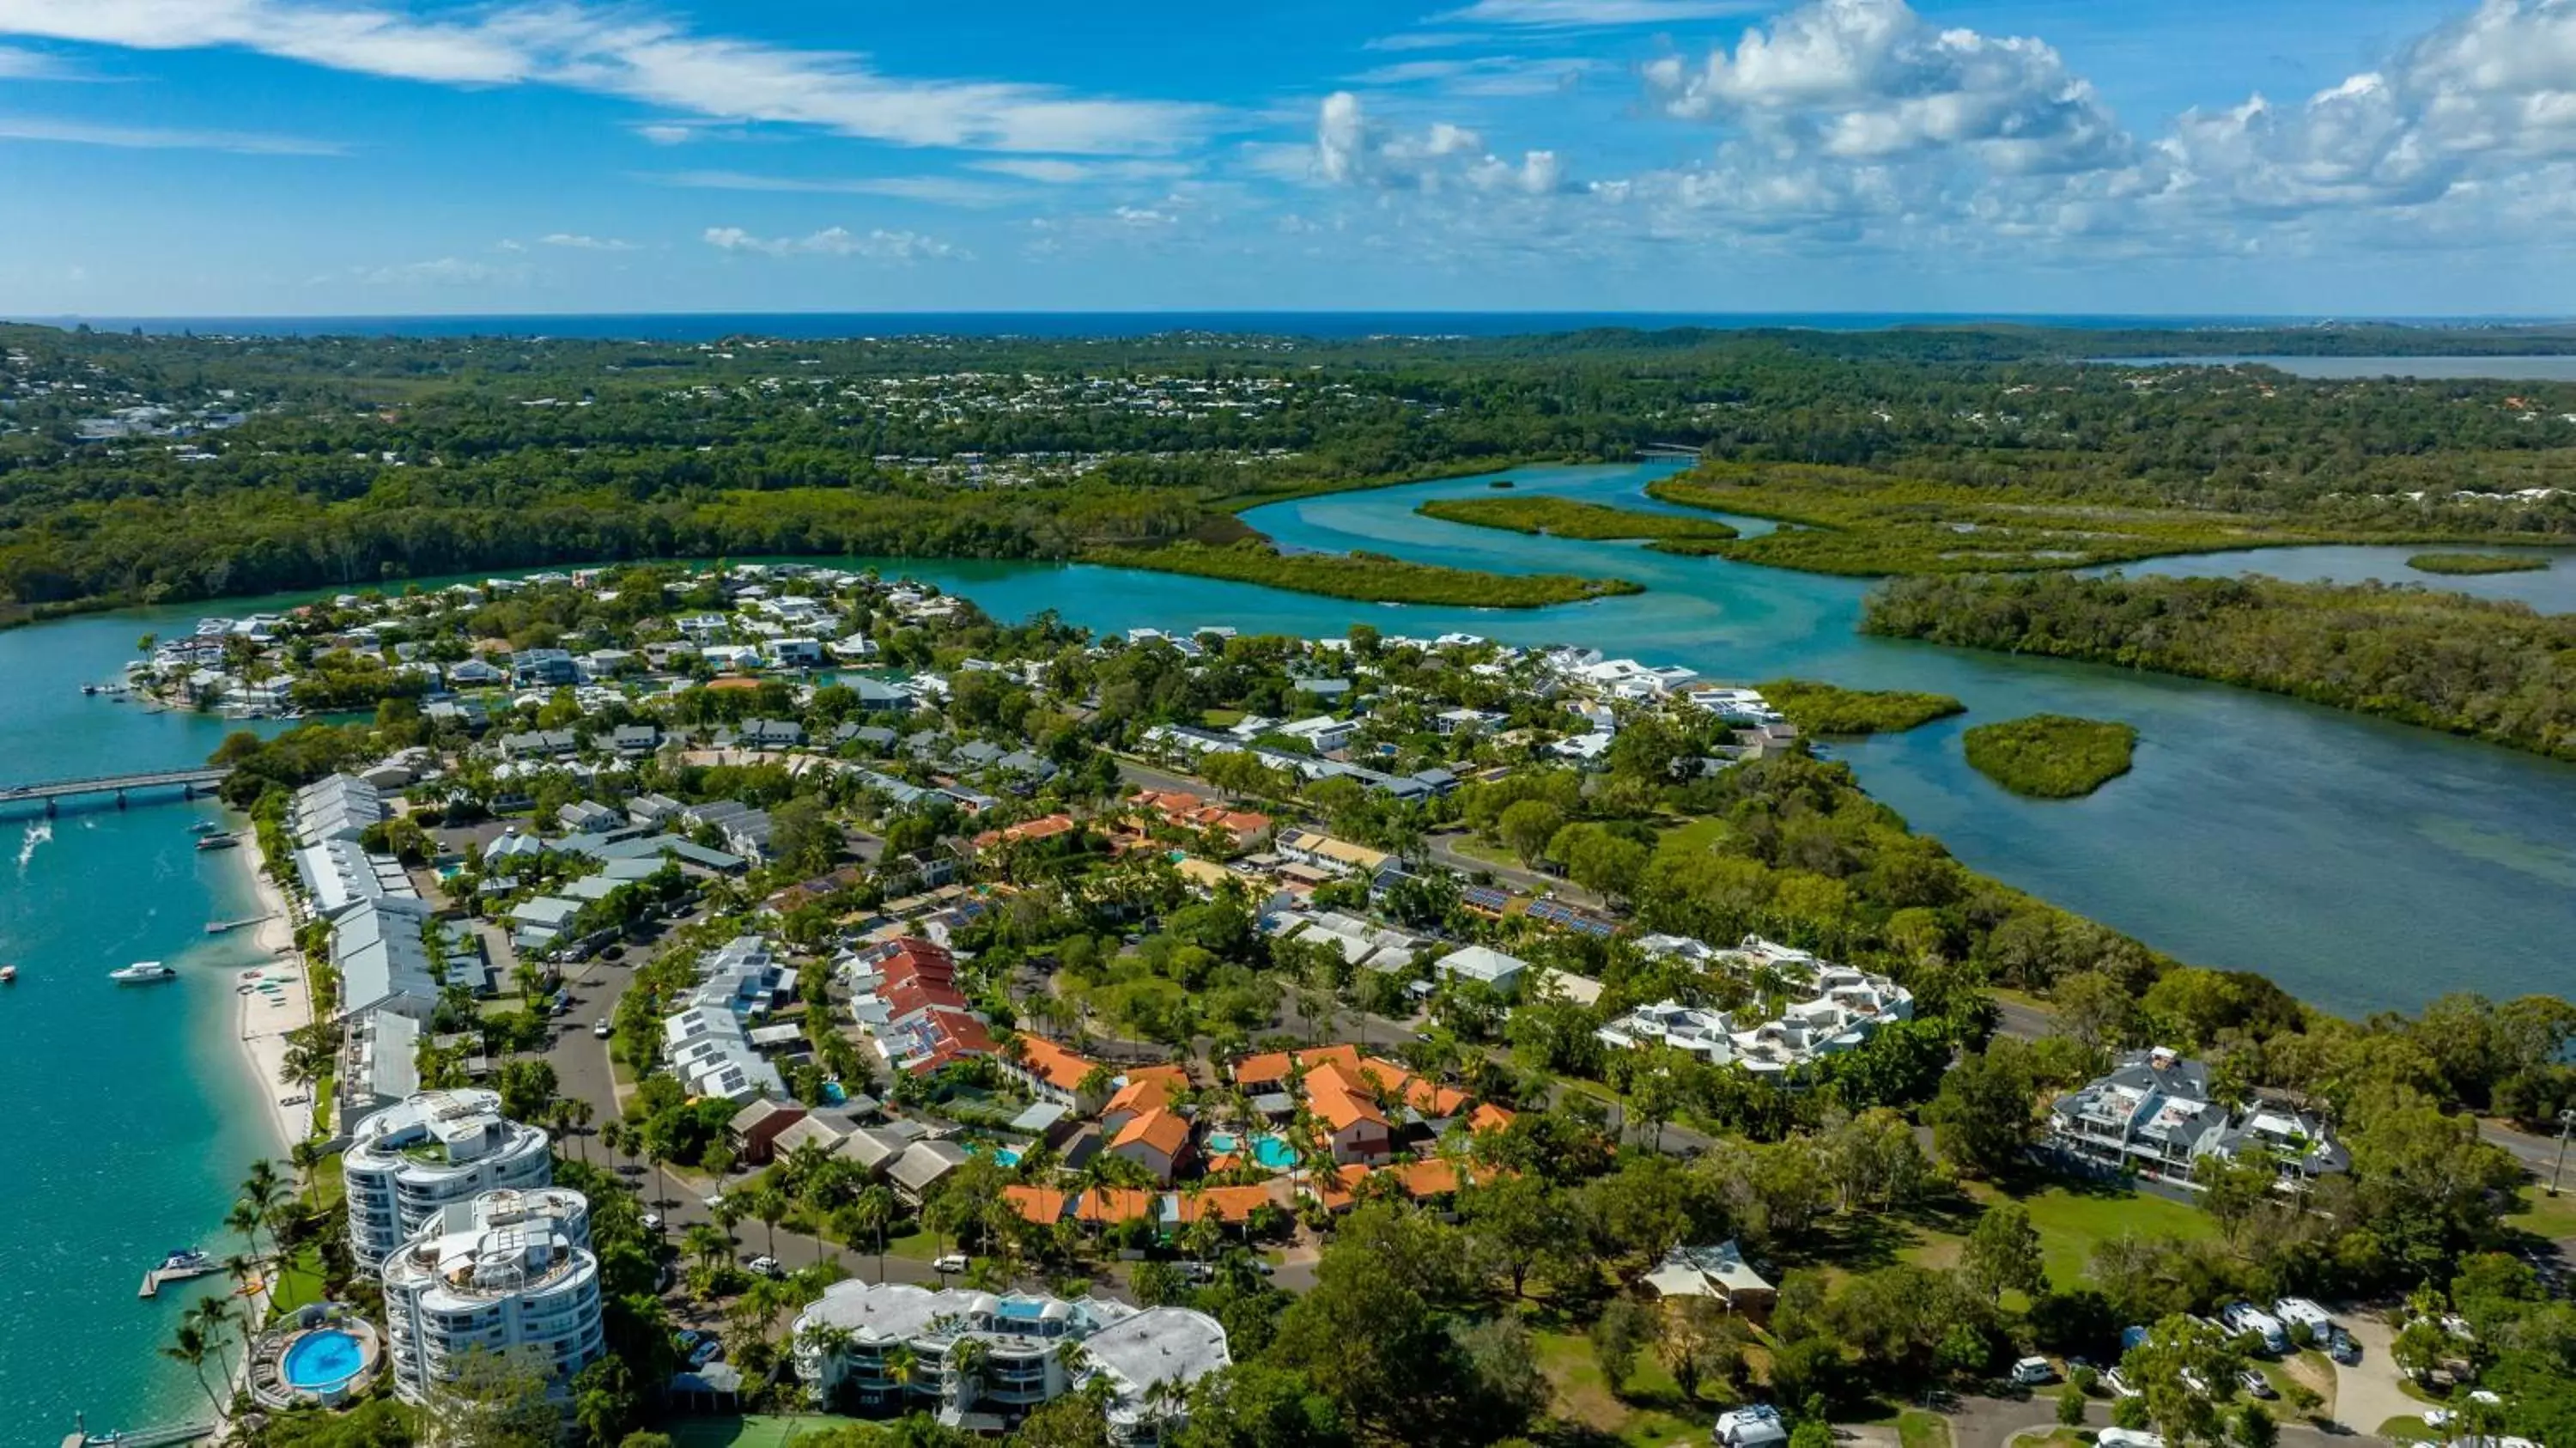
<box><xmin>158</xmin><ymin>1248</ymin><xmax>215</xmax><ymax>1274</ymax></box>
<box><xmin>1</xmin><ymin>964</ymin><xmax>15</xmax><ymax>984</ymax></box>
<box><xmin>109</xmin><ymin>962</ymin><xmax>177</xmax><ymax>985</ymax></box>
<box><xmin>194</xmin><ymin>835</ymin><xmax>240</xmax><ymax>852</ymax></box>
<box><xmin>191</xmin><ymin>821</ymin><xmax>222</xmax><ymax>836</ymax></box>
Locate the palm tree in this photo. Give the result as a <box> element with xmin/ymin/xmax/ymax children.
<box><xmin>752</xmin><ymin>1188</ymin><xmax>791</xmax><ymax>1263</ymax></box>
<box><xmin>224</xmin><ymin>1198</ymin><xmax>269</xmax><ymax>1265</ymax></box>
<box><xmin>162</xmin><ymin>1321</ymin><xmax>222</xmax><ymax>1419</ymax></box>
<box><xmin>795</xmin><ymin>1321</ymin><xmax>856</xmax><ymax>1406</ymax></box>
<box><xmin>223</xmin><ymin>1253</ymin><xmax>258</xmax><ymax>1304</ymax></box>
<box><xmin>854</xmin><ymin>1185</ymin><xmax>897</xmax><ymax>1284</ymax></box>
<box><xmin>1143</xmin><ymin>1375</ymin><xmax>1188</xmax><ymax>1440</ymax></box>
<box><xmin>944</xmin><ymin>1336</ymin><xmax>991</xmax><ymax>1412</ymax></box>
<box><xmin>190</xmin><ymin>1296</ymin><xmax>240</xmax><ymax>1396</ymax></box>
<box><xmin>883</xmin><ymin>1343</ymin><xmax>920</xmax><ymax>1405</ymax></box>
<box><xmin>1054</xmin><ymin>1338</ymin><xmax>1092</xmax><ymax>1389</ymax></box>
<box><xmin>683</xmin><ymin>1223</ymin><xmax>732</xmax><ymax>1277</ymax></box>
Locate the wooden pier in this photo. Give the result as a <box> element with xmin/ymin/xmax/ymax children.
<box><xmin>204</xmin><ymin>914</ymin><xmax>275</xmax><ymax>936</ymax></box>
<box><xmin>61</xmin><ymin>1423</ymin><xmax>215</xmax><ymax>1448</ymax></box>
<box><xmin>137</xmin><ymin>1262</ymin><xmax>219</xmax><ymax>1299</ymax></box>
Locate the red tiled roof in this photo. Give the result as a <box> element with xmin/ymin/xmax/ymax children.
<box><xmin>1012</xmin><ymin>1035</ymin><xmax>1103</xmax><ymax>1093</ymax></box>
<box><xmin>1003</xmin><ymin>1185</ymin><xmax>1073</xmax><ymax>1226</ymax></box>
<box><xmin>1112</xmin><ymin>1107</ymin><xmax>1192</xmax><ymax>1159</ymax></box>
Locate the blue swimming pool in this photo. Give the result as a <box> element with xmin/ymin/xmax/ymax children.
<box><xmin>283</xmin><ymin>1328</ymin><xmax>368</xmax><ymax>1393</ymax></box>
<box><xmin>1205</xmin><ymin>1132</ymin><xmax>1298</xmax><ymax>1170</ymax></box>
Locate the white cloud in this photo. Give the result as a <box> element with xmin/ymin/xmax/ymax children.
<box><xmin>1346</xmin><ymin>55</ymin><xmax>1600</xmax><ymax>97</ymax></box>
<box><xmin>1437</xmin><ymin>0</ymin><xmax>1768</xmax><ymax>25</ymax></box>
<box><xmin>1647</xmin><ymin>0</ymin><xmax>2131</xmax><ymax>176</ymax></box>
<box><xmin>702</xmin><ymin>226</ymin><xmax>967</xmax><ymax>261</ymax></box>
<box><xmin>1315</xmin><ymin>90</ymin><xmax>1570</xmax><ymax>194</ymax></box>
<box><xmin>967</xmin><ymin>157</ymin><xmax>1196</xmax><ymax>184</ymax></box>
<box><xmin>633</xmin><ymin>123</ymin><xmax>698</xmax><ymax>146</ymax></box>
<box><xmin>539</xmin><ymin>233</ymin><xmax>640</xmax><ymax>251</ymax></box>
<box><xmin>651</xmin><ymin>168</ymin><xmax>1028</xmax><ymax>208</ymax></box>
<box><xmin>0</xmin><ymin>42</ymin><xmax>78</xmax><ymax>77</ymax></box>
<box><xmin>0</xmin><ymin>0</ymin><xmax>1209</xmax><ymax>154</ymax></box>
<box><xmin>0</xmin><ymin>113</ymin><xmax>343</xmax><ymax>155</ymax></box>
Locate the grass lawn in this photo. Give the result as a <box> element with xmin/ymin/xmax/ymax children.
<box><xmin>881</xmin><ymin>1226</ymin><xmax>946</xmax><ymax>1262</ymax></box>
<box><xmin>265</xmin><ymin>1241</ymin><xmax>330</xmax><ymax>1320</ymax></box>
<box><xmin>1446</xmin><ymin>834</ymin><xmax>1532</xmax><ymax>872</ymax></box>
<box><xmin>1200</xmin><ymin>709</ymin><xmax>1246</xmax><ymax>727</ymax></box>
<box><xmin>2505</xmin><ymin>1188</ymin><xmax>2576</xmax><ymax>1242</ymax></box>
<box><xmin>1977</xmin><ymin>1181</ymin><xmax>2215</xmax><ymax>1291</ymax></box>
<box><xmin>668</xmin><ymin>1415</ymin><xmax>875</xmax><ymax>1448</ymax></box>
<box><xmin>1531</xmin><ymin>1322</ymin><xmax>1714</xmax><ymax>1448</ymax></box>
<box><xmin>1656</xmin><ymin>816</ymin><xmax>1730</xmax><ymax>861</ymax></box>
<box><xmin>2379</xmin><ymin>1415</ymin><xmax>2436</xmax><ymax>1442</ymax></box>
<box><xmin>1899</xmin><ymin>1408</ymin><xmax>1954</xmax><ymax>1448</ymax></box>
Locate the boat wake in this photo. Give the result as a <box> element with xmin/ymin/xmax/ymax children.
<box><xmin>15</xmin><ymin>821</ymin><xmax>50</xmax><ymax>871</ymax></box>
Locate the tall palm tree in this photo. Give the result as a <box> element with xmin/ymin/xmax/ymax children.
<box><xmin>189</xmin><ymin>1296</ymin><xmax>240</xmax><ymax>1396</ymax></box>
<box><xmin>753</xmin><ymin>1188</ymin><xmax>790</xmax><ymax>1263</ymax></box>
<box><xmin>883</xmin><ymin>1343</ymin><xmax>920</xmax><ymax>1405</ymax></box>
<box><xmin>224</xmin><ymin>1198</ymin><xmax>269</xmax><ymax>1265</ymax></box>
<box><xmin>854</xmin><ymin>1185</ymin><xmax>896</xmax><ymax>1284</ymax></box>
<box><xmin>943</xmin><ymin>1336</ymin><xmax>990</xmax><ymax>1412</ymax></box>
<box><xmin>162</xmin><ymin>1321</ymin><xmax>222</xmax><ymax>1420</ymax></box>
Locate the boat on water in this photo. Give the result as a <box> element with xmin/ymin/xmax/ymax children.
<box><xmin>156</xmin><ymin>1249</ymin><xmax>215</xmax><ymax>1275</ymax></box>
<box><xmin>190</xmin><ymin>821</ymin><xmax>222</xmax><ymax>836</ymax></box>
<box><xmin>109</xmin><ymin>962</ymin><xmax>177</xmax><ymax>985</ymax></box>
<box><xmin>193</xmin><ymin>835</ymin><xmax>239</xmax><ymax>852</ymax></box>
<box><xmin>1</xmin><ymin>964</ymin><xmax>15</xmax><ymax>984</ymax></box>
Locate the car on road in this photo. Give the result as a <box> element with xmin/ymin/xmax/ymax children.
<box><xmin>2010</xmin><ymin>1356</ymin><xmax>2057</xmax><ymax>1387</ymax></box>
<box><xmin>642</xmin><ymin>1213</ymin><xmax>662</xmax><ymax>1231</ymax></box>
<box><xmin>703</xmin><ymin>1193</ymin><xmax>728</xmax><ymax>1212</ymax></box>
<box><xmin>933</xmin><ymin>1253</ymin><xmax>969</xmax><ymax>1274</ymax></box>
<box><xmin>2239</xmin><ymin>1371</ymin><xmax>2276</xmax><ymax>1399</ymax></box>
<box><xmin>748</xmin><ymin>1256</ymin><xmax>782</xmax><ymax>1278</ymax></box>
<box><xmin>592</xmin><ymin>1019</ymin><xmax>612</xmax><ymax>1038</ymax></box>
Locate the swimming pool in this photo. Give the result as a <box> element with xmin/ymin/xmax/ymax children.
<box><xmin>1204</xmin><ymin>1131</ymin><xmax>1298</xmax><ymax>1171</ymax></box>
<box><xmin>282</xmin><ymin>1328</ymin><xmax>368</xmax><ymax>1393</ymax></box>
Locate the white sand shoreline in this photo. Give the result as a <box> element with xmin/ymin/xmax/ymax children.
<box><xmin>227</xmin><ymin>823</ymin><xmax>313</xmax><ymax>1153</ymax></box>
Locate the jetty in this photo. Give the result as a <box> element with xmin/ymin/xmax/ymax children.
<box><xmin>137</xmin><ymin>1261</ymin><xmax>220</xmax><ymax>1299</ymax></box>
<box><xmin>204</xmin><ymin>914</ymin><xmax>274</xmax><ymax>936</ymax></box>
<box><xmin>0</xmin><ymin>768</ymin><xmax>231</xmax><ymax>815</ymax></box>
<box><xmin>61</xmin><ymin>1423</ymin><xmax>216</xmax><ymax>1448</ymax></box>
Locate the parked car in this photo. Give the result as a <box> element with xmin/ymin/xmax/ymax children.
<box><xmin>933</xmin><ymin>1253</ymin><xmax>969</xmax><ymax>1274</ymax></box>
<box><xmin>2240</xmin><ymin>1370</ymin><xmax>2277</xmax><ymax>1399</ymax></box>
<box><xmin>641</xmin><ymin>1213</ymin><xmax>662</xmax><ymax>1231</ymax></box>
<box><xmin>689</xmin><ymin>1339</ymin><xmax>724</xmax><ymax>1368</ymax></box>
<box><xmin>675</xmin><ymin>1329</ymin><xmax>703</xmax><ymax>1351</ymax></box>
<box><xmin>2011</xmin><ymin>1356</ymin><xmax>2057</xmax><ymax>1387</ymax></box>
<box><xmin>2105</xmin><ymin>1368</ymin><xmax>2142</xmax><ymax>1399</ymax></box>
<box><xmin>748</xmin><ymin>1256</ymin><xmax>782</xmax><ymax>1278</ymax></box>
<box><xmin>2328</xmin><ymin>1328</ymin><xmax>2362</xmax><ymax>1365</ymax></box>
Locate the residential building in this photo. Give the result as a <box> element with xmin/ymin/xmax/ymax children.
<box><xmin>333</xmin><ymin>897</ymin><xmax>442</xmax><ymax>1024</ymax></box>
<box><xmin>791</xmin><ymin>1280</ymin><xmax>1229</xmax><ymax>1440</ymax></box>
<box><xmin>343</xmin><ymin>1090</ymin><xmax>553</xmax><ymax>1268</ymax></box>
<box><xmin>294</xmin><ymin>837</ymin><xmax>418</xmax><ymax>919</ymax></box>
<box><xmin>2048</xmin><ymin>1048</ymin><xmax>2347</xmax><ymax>1190</ymax></box>
<box><xmin>379</xmin><ymin>1187</ymin><xmax>605</xmax><ymax>1406</ymax></box>
<box><xmin>729</xmin><ymin>1100</ymin><xmax>809</xmax><ymax>1165</ymax></box>
<box><xmin>1433</xmin><ymin>944</ymin><xmax>1528</xmax><ymax>997</ymax></box>
<box><xmin>289</xmin><ymin>773</ymin><xmax>386</xmax><ymax>845</ymax></box>
<box><xmin>999</xmin><ymin>1036</ymin><xmax>1109</xmax><ymax>1114</ymax></box>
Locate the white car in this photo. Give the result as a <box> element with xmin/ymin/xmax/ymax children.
<box><xmin>592</xmin><ymin>1019</ymin><xmax>612</xmax><ymax>1038</ymax></box>
<box><xmin>2010</xmin><ymin>1357</ymin><xmax>2057</xmax><ymax>1386</ymax></box>
<box><xmin>747</xmin><ymin>1256</ymin><xmax>782</xmax><ymax>1278</ymax></box>
<box><xmin>933</xmin><ymin>1252</ymin><xmax>969</xmax><ymax>1274</ymax></box>
<box><xmin>2105</xmin><ymin>1368</ymin><xmax>2142</xmax><ymax>1399</ymax></box>
<box><xmin>642</xmin><ymin>1213</ymin><xmax>663</xmax><ymax>1231</ymax></box>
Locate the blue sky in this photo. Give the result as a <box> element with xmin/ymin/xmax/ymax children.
<box><xmin>1</xmin><ymin>0</ymin><xmax>2571</xmax><ymax>316</ymax></box>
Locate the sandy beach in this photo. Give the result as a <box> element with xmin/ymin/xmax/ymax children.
<box><xmin>230</xmin><ymin>826</ymin><xmax>313</xmax><ymax>1152</ymax></box>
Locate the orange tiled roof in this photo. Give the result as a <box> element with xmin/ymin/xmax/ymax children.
<box><xmin>1231</xmin><ymin>1043</ymin><xmax>1361</xmax><ymax>1089</ymax></box>
<box><xmin>1112</xmin><ymin>1107</ymin><xmax>1191</xmax><ymax>1159</ymax></box>
<box><xmin>1468</xmin><ymin>1103</ymin><xmax>1516</xmax><ymax>1134</ymax></box>
<box><xmin>1076</xmin><ymin>1187</ymin><xmax>1158</xmax><ymax>1226</ymax></box>
<box><xmin>1103</xmin><ymin>1064</ymin><xmax>1187</xmax><ymax>1120</ymax></box>
<box><xmin>1303</xmin><ymin>1068</ymin><xmax>1388</xmax><ymax>1135</ymax></box>
<box><xmin>1002</xmin><ymin>1185</ymin><xmax>1074</xmax><ymax>1226</ymax></box>
<box><xmin>1012</xmin><ymin>1035</ymin><xmax>1102</xmax><ymax>1093</ymax></box>
<box><xmin>1173</xmin><ymin>1183</ymin><xmax>1283</xmax><ymax>1224</ymax></box>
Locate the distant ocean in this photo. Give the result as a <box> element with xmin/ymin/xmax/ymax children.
<box><xmin>19</xmin><ymin>311</ymin><xmax>2553</xmax><ymax>343</ymax></box>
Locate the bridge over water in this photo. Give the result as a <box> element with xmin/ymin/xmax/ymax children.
<box><xmin>0</xmin><ymin>767</ymin><xmax>231</xmax><ymax>813</ymax></box>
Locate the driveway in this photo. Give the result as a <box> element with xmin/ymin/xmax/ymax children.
<box><xmin>2330</xmin><ymin>1313</ymin><xmax>2418</xmax><ymax>1438</ymax></box>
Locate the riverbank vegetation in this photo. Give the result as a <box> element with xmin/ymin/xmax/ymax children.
<box><xmin>2409</xmin><ymin>551</ymin><xmax>2555</xmax><ymax>575</ymax></box>
<box><xmin>5</xmin><ymin>320</ymin><xmax>2573</xmax><ymax>614</ymax></box>
<box><xmin>1962</xmin><ymin>715</ymin><xmax>2139</xmax><ymax>797</ymax></box>
<box><xmin>1754</xmin><ymin>678</ymin><xmax>1966</xmax><ymax>734</ymax></box>
<box><xmin>1644</xmin><ymin>465</ymin><xmax>2464</xmax><ymax>577</ymax></box>
<box><xmin>1416</xmin><ymin>494</ymin><xmax>1739</xmax><ymax>546</ymax></box>
<box><xmin>1865</xmin><ymin>574</ymin><xmax>2576</xmax><ymax>762</ymax></box>
<box><xmin>1084</xmin><ymin>539</ymin><xmax>1643</xmax><ymax>607</ymax></box>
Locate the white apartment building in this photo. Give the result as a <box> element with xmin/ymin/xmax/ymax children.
<box><xmin>1596</xmin><ymin>935</ymin><xmax>1916</xmax><ymax>1075</ymax></box>
<box><xmin>793</xmin><ymin>1281</ymin><xmax>1229</xmax><ymax>1442</ymax></box>
<box><xmin>380</xmin><ymin>1187</ymin><xmax>605</xmax><ymax>1406</ymax></box>
<box><xmin>343</xmin><ymin>1090</ymin><xmax>554</xmax><ymax>1268</ymax></box>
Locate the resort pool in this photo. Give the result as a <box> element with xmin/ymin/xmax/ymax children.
<box><xmin>1205</xmin><ymin>1132</ymin><xmax>1298</xmax><ymax>1171</ymax></box>
<box><xmin>282</xmin><ymin>1329</ymin><xmax>367</xmax><ymax>1393</ymax></box>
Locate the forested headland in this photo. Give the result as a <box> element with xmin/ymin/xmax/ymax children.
<box><xmin>1864</xmin><ymin>573</ymin><xmax>2576</xmax><ymax>762</ymax></box>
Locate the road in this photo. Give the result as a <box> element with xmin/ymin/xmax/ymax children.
<box><xmin>1942</xmin><ymin>1391</ymin><xmax>2360</xmax><ymax>1448</ymax></box>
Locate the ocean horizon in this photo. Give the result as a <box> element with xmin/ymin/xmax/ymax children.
<box><xmin>11</xmin><ymin>309</ymin><xmax>2576</xmax><ymax>343</ymax></box>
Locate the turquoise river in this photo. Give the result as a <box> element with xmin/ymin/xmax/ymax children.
<box><xmin>4</xmin><ymin>459</ymin><xmax>2573</xmax><ymax>1432</ymax></box>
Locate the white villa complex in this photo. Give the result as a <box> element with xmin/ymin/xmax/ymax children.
<box><xmin>380</xmin><ymin>1187</ymin><xmax>605</xmax><ymax>1405</ymax></box>
<box><xmin>1595</xmin><ymin>935</ymin><xmax>1916</xmax><ymax>1074</ymax></box>
<box><xmin>2049</xmin><ymin>1048</ymin><xmax>2348</xmax><ymax>1190</ymax></box>
<box><xmin>343</xmin><ymin>1090</ymin><xmax>554</xmax><ymax>1267</ymax></box>
<box><xmin>792</xmin><ymin>1280</ymin><xmax>1230</xmax><ymax>1442</ymax></box>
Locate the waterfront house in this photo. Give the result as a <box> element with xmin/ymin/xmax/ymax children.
<box><xmin>343</xmin><ymin>1090</ymin><xmax>553</xmax><ymax>1268</ymax></box>
<box><xmin>380</xmin><ymin>1187</ymin><xmax>605</xmax><ymax>1407</ymax></box>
